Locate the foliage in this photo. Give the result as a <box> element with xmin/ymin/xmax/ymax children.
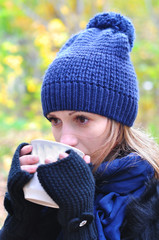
<box><xmin>0</xmin><ymin>0</ymin><xmax>159</xmax><ymax>228</ymax></box>
<box><xmin>0</xmin><ymin>0</ymin><xmax>159</xmax><ymax>173</ymax></box>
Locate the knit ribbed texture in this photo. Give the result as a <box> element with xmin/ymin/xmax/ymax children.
<box><xmin>3</xmin><ymin>143</ymin><xmax>42</xmax><ymax>239</ymax></box>
<box><xmin>7</xmin><ymin>143</ymin><xmax>33</xmax><ymax>220</ymax></box>
<box><xmin>63</xmin><ymin>220</ymin><xmax>97</xmax><ymax>240</ymax></box>
<box><xmin>41</xmin><ymin>12</ymin><xmax>138</xmax><ymax>126</ymax></box>
<box><xmin>37</xmin><ymin>150</ymin><xmax>98</xmax><ymax>239</ymax></box>
<box><xmin>94</xmin><ymin>153</ymin><xmax>154</xmax><ymax>240</ymax></box>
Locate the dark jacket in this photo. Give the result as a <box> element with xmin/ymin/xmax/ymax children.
<box><xmin>0</xmin><ymin>144</ymin><xmax>159</xmax><ymax>240</ymax></box>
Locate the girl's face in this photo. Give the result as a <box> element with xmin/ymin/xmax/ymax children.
<box><xmin>47</xmin><ymin>111</ymin><xmax>110</xmax><ymax>159</ymax></box>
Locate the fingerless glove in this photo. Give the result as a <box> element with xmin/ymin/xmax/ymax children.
<box><xmin>1</xmin><ymin>143</ymin><xmax>42</xmax><ymax>240</ymax></box>
<box><xmin>37</xmin><ymin>150</ymin><xmax>98</xmax><ymax>240</ymax></box>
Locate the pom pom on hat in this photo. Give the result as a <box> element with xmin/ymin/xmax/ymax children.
<box><xmin>87</xmin><ymin>12</ymin><xmax>135</xmax><ymax>51</ymax></box>
<box><xmin>41</xmin><ymin>12</ymin><xmax>139</xmax><ymax>127</ymax></box>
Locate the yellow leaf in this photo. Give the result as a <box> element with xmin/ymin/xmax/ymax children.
<box><xmin>8</xmin><ymin>72</ymin><xmax>17</xmax><ymax>83</ymax></box>
<box><xmin>0</xmin><ymin>64</ymin><xmax>4</xmax><ymax>74</ymax></box>
<box><xmin>60</xmin><ymin>5</ymin><xmax>69</xmax><ymax>15</ymax></box>
<box><xmin>28</xmin><ymin>122</ymin><xmax>37</xmax><ymax>130</ymax></box>
<box><xmin>4</xmin><ymin>0</ymin><xmax>13</xmax><ymax>9</ymax></box>
<box><xmin>3</xmin><ymin>156</ymin><xmax>11</xmax><ymax>172</ymax></box>
<box><xmin>48</xmin><ymin>18</ymin><xmax>66</xmax><ymax>32</ymax></box>
<box><xmin>27</xmin><ymin>82</ymin><xmax>37</xmax><ymax>93</ymax></box>
<box><xmin>3</xmin><ymin>42</ymin><xmax>19</xmax><ymax>53</ymax></box>
<box><xmin>4</xmin><ymin>55</ymin><xmax>23</xmax><ymax>70</ymax></box>
<box><xmin>5</xmin><ymin>117</ymin><xmax>15</xmax><ymax>124</ymax></box>
<box><xmin>79</xmin><ymin>20</ymin><xmax>87</xmax><ymax>29</ymax></box>
<box><xmin>51</xmin><ymin>32</ymin><xmax>68</xmax><ymax>47</ymax></box>
<box><xmin>7</xmin><ymin>99</ymin><xmax>15</xmax><ymax>109</ymax></box>
<box><xmin>34</xmin><ymin>33</ymin><xmax>51</xmax><ymax>47</ymax></box>
<box><xmin>95</xmin><ymin>0</ymin><xmax>103</xmax><ymax>7</ymax></box>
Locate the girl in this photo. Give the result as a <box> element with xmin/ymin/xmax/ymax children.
<box><xmin>1</xmin><ymin>12</ymin><xmax>159</xmax><ymax>240</ymax></box>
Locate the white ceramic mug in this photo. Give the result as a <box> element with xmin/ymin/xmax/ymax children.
<box><xmin>23</xmin><ymin>139</ymin><xmax>84</xmax><ymax>208</ymax></box>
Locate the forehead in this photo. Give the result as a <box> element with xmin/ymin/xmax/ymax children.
<box><xmin>47</xmin><ymin>110</ymin><xmax>79</xmax><ymax>117</ymax></box>
<box><xmin>47</xmin><ymin>110</ymin><xmax>108</xmax><ymax>121</ymax></box>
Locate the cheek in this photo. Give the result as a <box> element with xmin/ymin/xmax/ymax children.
<box><xmin>51</xmin><ymin>128</ymin><xmax>60</xmax><ymax>141</ymax></box>
<box><xmin>80</xmin><ymin>133</ymin><xmax>107</xmax><ymax>155</ymax></box>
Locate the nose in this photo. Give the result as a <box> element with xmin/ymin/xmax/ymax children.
<box><xmin>60</xmin><ymin>133</ymin><xmax>78</xmax><ymax>147</ymax></box>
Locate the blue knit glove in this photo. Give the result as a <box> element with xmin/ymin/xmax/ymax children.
<box><xmin>37</xmin><ymin>150</ymin><xmax>98</xmax><ymax>240</ymax></box>
<box><xmin>2</xmin><ymin>143</ymin><xmax>42</xmax><ymax>240</ymax></box>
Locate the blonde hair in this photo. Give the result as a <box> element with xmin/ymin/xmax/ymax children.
<box><xmin>91</xmin><ymin>119</ymin><xmax>159</xmax><ymax>177</ymax></box>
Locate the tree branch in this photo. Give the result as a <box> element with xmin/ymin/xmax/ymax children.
<box><xmin>16</xmin><ymin>2</ymin><xmax>49</xmax><ymax>29</ymax></box>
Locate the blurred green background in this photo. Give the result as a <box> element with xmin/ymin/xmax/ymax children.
<box><xmin>0</xmin><ymin>0</ymin><xmax>159</xmax><ymax>226</ymax></box>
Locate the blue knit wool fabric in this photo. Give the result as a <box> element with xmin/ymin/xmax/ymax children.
<box><xmin>37</xmin><ymin>150</ymin><xmax>97</xmax><ymax>239</ymax></box>
<box><xmin>41</xmin><ymin>12</ymin><xmax>139</xmax><ymax>126</ymax></box>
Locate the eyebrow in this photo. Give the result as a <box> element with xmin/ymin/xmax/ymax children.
<box><xmin>47</xmin><ymin>111</ymin><xmax>78</xmax><ymax>118</ymax></box>
<box><xmin>68</xmin><ymin>111</ymin><xmax>77</xmax><ymax>116</ymax></box>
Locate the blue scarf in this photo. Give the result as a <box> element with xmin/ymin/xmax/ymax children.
<box><xmin>94</xmin><ymin>153</ymin><xmax>154</xmax><ymax>240</ymax></box>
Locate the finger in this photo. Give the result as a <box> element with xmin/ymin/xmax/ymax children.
<box><xmin>20</xmin><ymin>145</ymin><xmax>33</xmax><ymax>157</ymax></box>
<box><xmin>59</xmin><ymin>152</ymin><xmax>69</xmax><ymax>160</ymax></box>
<box><xmin>45</xmin><ymin>159</ymin><xmax>52</xmax><ymax>164</ymax></box>
<box><xmin>21</xmin><ymin>164</ymin><xmax>37</xmax><ymax>173</ymax></box>
<box><xmin>45</xmin><ymin>157</ymin><xmax>56</xmax><ymax>164</ymax></box>
<box><xmin>19</xmin><ymin>155</ymin><xmax>39</xmax><ymax>166</ymax></box>
<box><xmin>83</xmin><ymin>155</ymin><xmax>91</xmax><ymax>164</ymax></box>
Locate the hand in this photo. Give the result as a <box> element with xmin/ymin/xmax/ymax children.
<box><xmin>45</xmin><ymin>152</ymin><xmax>91</xmax><ymax>164</ymax></box>
<box><xmin>4</xmin><ymin>143</ymin><xmax>42</xmax><ymax>238</ymax></box>
<box><xmin>20</xmin><ymin>145</ymin><xmax>90</xmax><ymax>173</ymax></box>
<box><xmin>20</xmin><ymin>145</ymin><xmax>39</xmax><ymax>173</ymax></box>
<box><xmin>37</xmin><ymin>150</ymin><xmax>95</xmax><ymax>236</ymax></box>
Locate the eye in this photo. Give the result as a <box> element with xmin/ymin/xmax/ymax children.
<box><xmin>75</xmin><ymin>115</ymin><xmax>89</xmax><ymax>124</ymax></box>
<box><xmin>48</xmin><ymin>117</ymin><xmax>61</xmax><ymax>126</ymax></box>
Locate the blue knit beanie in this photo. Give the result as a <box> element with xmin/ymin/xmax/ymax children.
<box><xmin>41</xmin><ymin>12</ymin><xmax>139</xmax><ymax>127</ymax></box>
